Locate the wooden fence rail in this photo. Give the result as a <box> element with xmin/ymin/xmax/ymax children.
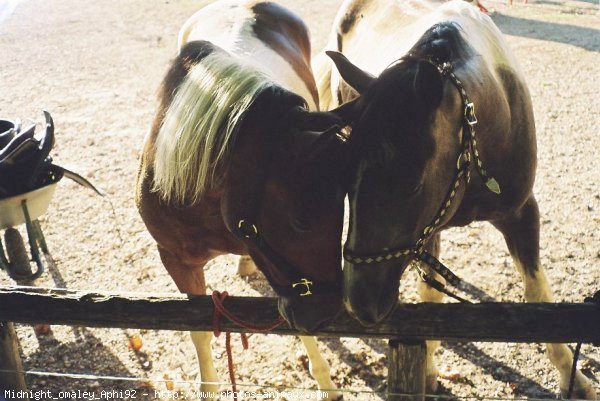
<box><xmin>1</xmin><ymin>285</ymin><xmax>599</xmax><ymax>401</ymax></box>
<box><xmin>1</xmin><ymin>286</ymin><xmax>599</xmax><ymax>342</ymax></box>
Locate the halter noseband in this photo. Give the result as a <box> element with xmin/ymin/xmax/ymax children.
<box><xmin>343</xmin><ymin>59</ymin><xmax>501</xmax><ymax>300</ymax></box>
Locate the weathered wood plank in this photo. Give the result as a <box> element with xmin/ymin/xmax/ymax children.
<box><xmin>0</xmin><ymin>322</ymin><xmax>29</xmax><ymax>397</ymax></box>
<box><xmin>388</xmin><ymin>339</ymin><xmax>427</xmax><ymax>401</ymax></box>
<box><xmin>0</xmin><ymin>286</ymin><xmax>599</xmax><ymax>342</ymax></box>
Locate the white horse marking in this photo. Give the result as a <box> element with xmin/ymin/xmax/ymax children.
<box><xmin>299</xmin><ymin>336</ymin><xmax>342</xmax><ymax>401</ymax></box>
<box><xmin>190</xmin><ymin>331</ymin><xmax>219</xmax><ymax>399</ymax></box>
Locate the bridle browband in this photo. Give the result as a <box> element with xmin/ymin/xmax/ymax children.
<box><xmin>343</xmin><ymin>58</ymin><xmax>501</xmax><ymax>301</ymax></box>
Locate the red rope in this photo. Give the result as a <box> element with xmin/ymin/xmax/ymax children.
<box><xmin>211</xmin><ymin>291</ymin><xmax>285</xmax><ymax>400</ymax></box>
<box><xmin>212</xmin><ymin>290</ymin><xmax>285</xmax><ymax>332</ymax></box>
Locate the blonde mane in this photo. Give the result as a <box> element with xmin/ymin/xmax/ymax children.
<box><xmin>152</xmin><ymin>52</ymin><xmax>273</xmax><ymax>205</ymax></box>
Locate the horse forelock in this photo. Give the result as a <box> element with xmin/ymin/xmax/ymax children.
<box><xmin>351</xmin><ymin>20</ymin><xmax>477</xmax><ymax>164</ymax></box>
<box><xmin>349</xmin><ymin>59</ymin><xmax>434</xmax><ymax>172</ymax></box>
<box><xmin>388</xmin><ymin>22</ymin><xmax>473</xmax><ymax>71</ymax></box>
<box><xmin>152</xmin><ymin>51</ymin><xmax>274</xmax><ymax>205</ymax></box>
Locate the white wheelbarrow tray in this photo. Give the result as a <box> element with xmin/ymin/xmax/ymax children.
<box><xmin>0</xmin><ymin>182</ymin><xmax>59</xmax><ymax>281</ymax></box>
<box><xmin>0</xmin><ymin>182</ymin><xmax>58</xmax><ymax>229</ymax></box>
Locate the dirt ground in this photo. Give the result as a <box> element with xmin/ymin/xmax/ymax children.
<box><xmin>0</xmin><ymin>0</ymin><xmax>598</xmax><ymax>400</ymax></box>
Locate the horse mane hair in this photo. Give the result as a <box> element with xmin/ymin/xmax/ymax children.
<box><xmin>152</xmin><ymin>51</ymin><xmax>273</xmax><ymax>205</ymax></box>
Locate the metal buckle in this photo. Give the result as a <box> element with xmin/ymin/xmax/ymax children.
<box><xmin>438</xmin><ymin>62</ymin><xmax>453</xmax><ymax>76</ymax></box>
<box><xmin>292</xmin><ymin>278</ymin><xmax>314</xmax><ymax>296</ymax></box>
<box><xmin>335</xmin><ymin>126</ymin><xmax>352</xmax><ymax>143</ymax></box>
<box><xmin>464</xmin><ymin>102</ymin><xmax>478</xmax><ymax>126</ymax></box>
<box><xmin>416</xmin><ymin>265</ymin><xmax>428</xmax><ymax>282</ymax></box>
<box><xmin>237</xmin><ymin>219</ymin><xmax>259</xmax><ymax>240</ymax></box>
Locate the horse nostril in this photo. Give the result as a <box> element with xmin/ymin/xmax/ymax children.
<box><xmin>377</xmin><ymin>296</ymin><xmax>397</xmax><ymax>322</ymax></box>
<box><xmin>349</xmin><ymin>308</ymin><xmax>380</xmax><ymax>327</ymax></box>
<box><xmin>344</xmin><ymin>285</ymin><xmax>397</xmax><ymax>327</ymax></box>
<box><xmin>290</xmin><ymin>314</ymin><xmax>333</xmax><ymax>334</ymax></box>
<box><xmin>344</xmin><ymin>295</ymin><xmax>380</xmax><ymax>326</ymax></box>
<box><xmin>307</xmin><ymin>318</ymin><xmax>329</xmax><ymax>333</ymax></box>
<box><xmin>279</xmin><ymin>295</ymin><xmax>341</xmax><ymax>333</ymax></box>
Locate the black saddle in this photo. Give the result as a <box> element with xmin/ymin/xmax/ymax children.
<box><xmin>0</xmin><ymin>111</ymin><xmax>102</xmax><ymax>199</ymax></box>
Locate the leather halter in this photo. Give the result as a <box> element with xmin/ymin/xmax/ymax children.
<box><xmin>343</xmin><ymin>59</ymin><xmax>501</xmax><ymax>300</ymax></box>
<box><xmin>235</xmin><ymin>219</ymin><xmax>341</xmax><ymax>297</ymax></box>
<box><xmin>231</xmin><ymin>123</ymin><xmax>344</xmax><ymax>298</ymax></box>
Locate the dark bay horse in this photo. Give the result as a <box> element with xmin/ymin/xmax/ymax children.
<box><xmin>136</xmin><ymin>1</ymin><xmax>347</xmax><ymax>398</ymax></box>
<box><xmin>316</xmin><ymin>0</ymin><xmax>595</xmax><ymax>398</ymax></box>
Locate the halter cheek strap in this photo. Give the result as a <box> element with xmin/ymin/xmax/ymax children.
<box><xmin>231</xmin><ymin>122</ymin><xmax>346</xmax><ymax>297</ymax></box>
<box><xmin>235</xmin><ymin>219</ymin><xmax>341</xmax><ymax>297</ymax></box>
<box><xmin>343</xmin><ymin>60</ymin><xmax>501</xmax><ymax>302</ymax></box>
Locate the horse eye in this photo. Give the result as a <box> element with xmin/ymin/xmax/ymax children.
<box><xmin>290</xmin><ymin>216</ymin><xmax>311</xmax><ymax>233</ymax></box>
<box><xmin>408</xmin><ymin>183</ymin><xmax>423</xmax><ymax>196</ymax></box>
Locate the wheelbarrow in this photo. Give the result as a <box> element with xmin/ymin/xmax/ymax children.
<box><xmin>0</xmin><ymin>112</ymin><xmax>102</xmax><ymax>282</ymax></box>
<box><xmin>0</xmin><ymin>181</ymin><xmax>57</xmax><ymax>281</ymax></box>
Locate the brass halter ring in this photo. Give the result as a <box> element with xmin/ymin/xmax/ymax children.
<box><xmin>237</xmin><ymin>219</ymin><xmax>258</xmax><ymax>239</ymax></box>
<box><xmin>292</xmin><ymin>278</ymin><xmax>314</xmax><ymax>296</ymax></box>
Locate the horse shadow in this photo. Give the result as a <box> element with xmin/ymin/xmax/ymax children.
<box><xmin>491</xmin><ymin>13</ymin><xmax>599</xmax><ymax>52</ymax></box>
<box><xmin>455</xmin><ymin>277</ymin><xmax>497</xmax><ymax>302</ymax></box>
<box><xmin>241</xmin><ymin>260</ymin><xmax>582</xmax><ymax>399</ymax></box>
<box><xmin>243</xmin><ymin>266</ymin><xmax>388</xmax><ymax>397</ymax></box>
<box><xmin>21</xmin><ymin>327</ymin><xmax>157</xmax><ymax>400</ymax></box>
<box><xmin>35</xmin><ymin>254</ymin><xmax>101</xmax><ymax>345</ymax></box>
<box><xmin>21</xmin><ymin>253</ymin><xmax>157</xmax><ymax>395</ymax></box>
<box><xmin>443</xmin><ymin>342</ymin><xmax>558</xmax><ymax>398</ymax></box>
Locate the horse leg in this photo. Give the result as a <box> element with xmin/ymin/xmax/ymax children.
<box><xmin>237</xmin><ymin>255</ymin><xmax>257</xmax><ymax>277</ymax></box>
<box><xmin>416</xmin><ymin>233</ymin><xmax>444</xmax><ymax>393</ymax></box>
<box><xmin>158</xmin><ymin>247</ymin><xmax>219</xmax><ymax>400</ymax></box>
<box><xmin>492</xmin><ymin>196</ymin><xmax>596</xmax><ymax>399</ymax></box>
<box><xmin>299</xmin><ymin>336</ymin><xmax>342</xmax><ymax>401</ymax></box>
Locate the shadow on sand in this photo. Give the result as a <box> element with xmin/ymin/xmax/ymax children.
<box><xmin>491</xmin><ymin>13</ymin><xmax>599</xmax><ymax>52</ymax></box>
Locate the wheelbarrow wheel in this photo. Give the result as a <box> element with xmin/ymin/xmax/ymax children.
<box><xmin>4</xmin><ymin>228</ymin><xmax>32</xmax><ymax>279</ymax></box>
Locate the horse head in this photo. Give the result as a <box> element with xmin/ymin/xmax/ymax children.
<box><xmin>220</xmin><ymin>87</ymin><xmax>352</xmax><ymax>332</ymax></box>
<box><xmin>327</xmin><ymin>46</ymin><xmax>469</xmax><ymax>326</ymax></box>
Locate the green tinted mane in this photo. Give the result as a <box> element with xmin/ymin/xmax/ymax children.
<box><xmin>152</xmin><ymin>52</ymin><xmax>273</xmax><ymax>205</ymax></box>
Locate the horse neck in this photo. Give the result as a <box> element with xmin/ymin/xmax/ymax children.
<box><xmin>181</xmin><ymin>2</ymin><xmax>317</xmax><ymax>110</ymax></box>
<box><xmin>335</xmin><ymin>0</ymin><xmax>463</xmax><ymax>75</ymax></box>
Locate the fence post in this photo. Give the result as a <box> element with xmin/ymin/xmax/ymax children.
<box><xmin>387</xmin><ymin>338</ymin><xmax>427</xmax><ymax>401</ymax></box>
<box><xmin>0</xmin><ymin>321</ymin><xmax>29</xmax><ymax>397</ymax></box>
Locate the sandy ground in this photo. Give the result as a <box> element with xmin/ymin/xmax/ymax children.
<box><xmin>0</xmin><ymin>0</ymin><xmax>599</xmax><ymax>400</ymax></box>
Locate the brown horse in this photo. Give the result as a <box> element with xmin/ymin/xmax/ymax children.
<box><xmin>316</xmin><ymin>0</ymin><xmax>596</xmax><ymax>398</ymax></box>
<box><xmin>136</xmin><ymin>1</ymin><xmax>348</xmax><ymax>399</ymax></box>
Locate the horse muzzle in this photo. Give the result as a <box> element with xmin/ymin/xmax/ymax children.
<box><xmin>278</xmin><ymin>293</ymin><xmax>343</xmax><ymax>333</ymax></box>
<box><xmin>342</xmin><ymin>260</ymin><xmax>403</xmax><ymax>326</ymax></box>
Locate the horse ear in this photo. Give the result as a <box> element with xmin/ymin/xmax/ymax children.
<box><xmin>292</xmin><ymin>109</ymin><xmax>343</xmax><ymax>132</ymax></box>
<box><xmin>413</xmin><ymin>60</ymin><xmax>444</xmax><ymax>108</ymax></box>
<box><xmin>304</xmin><ymin>124</ymin><xmax>345</xmax><ymax>162</ymax></box>
<box><xmin>288</xmin><ymin>105</ymin><xmax>353</xmax><ymax>162</ymax></box>
<box><xmin>326</xmin><ymin>51</ymin><xmax>375</xmax><ymax>94</ymax></box>
<box><xmin>290</xmin><ymin>98</ymin><xmax>360</xmax><ymax>131</ymax></box>
<box><xmin>330</xmin><ymin>97</ymin><xmax>360</xmax><ymax>122</ymax></box>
